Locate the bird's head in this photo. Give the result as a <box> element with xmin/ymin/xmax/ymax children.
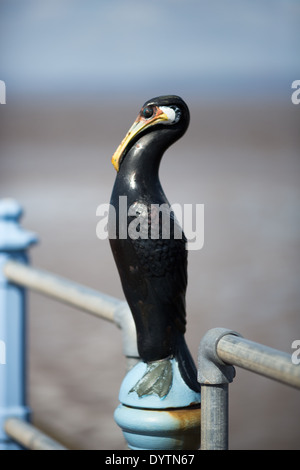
<box><xmin>111</xmin><ymin>95</ymin><xmax>190</xmax><ymax>172</ymax></box>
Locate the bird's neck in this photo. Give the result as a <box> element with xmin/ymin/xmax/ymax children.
<box><xmin>116</xmin><ymin>133</ymin><xmax>168</xmax><ymax>201</ymax></box>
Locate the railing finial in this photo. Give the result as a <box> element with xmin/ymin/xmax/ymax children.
<box><xmin>0</xmin><ymin>198</ymin><xmax>38</xmax><ymax>252</ymax></box>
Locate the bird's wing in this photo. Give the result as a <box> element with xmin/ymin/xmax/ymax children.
<box><xmin>129</xmin><ymin>205</ymin><xmax>188</xmax><ymax>333</ymax></box>
<box><xmin>110</xmin><ymin>203</ymin><xmax>188</xmax><ymax>360</ymax></box>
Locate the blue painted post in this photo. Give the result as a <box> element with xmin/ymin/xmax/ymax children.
<box><xmin>0</xmin><ymin>199</ymin><xmax>37</xmax><ymax>449</ymax></box>
<box><xmin>114</xmin><ymin>359</ymin><xmax>201</xmax><ymax>449</ymax></box>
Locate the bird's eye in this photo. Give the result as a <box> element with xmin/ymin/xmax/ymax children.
<box><xmin>169</xmin><ymin>106</ymin><xmax>181</xmax><ymax>123</ymax></box>
<box><xmin>142</xmin><ymin>106</ymin><xmax>154</xmax><ymax>119</ymax></box>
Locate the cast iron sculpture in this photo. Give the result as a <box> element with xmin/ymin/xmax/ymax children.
<box><xmin>109</xmin><ymin>95</ymin><xmax>199</xmax><ymax>402</ymax></box>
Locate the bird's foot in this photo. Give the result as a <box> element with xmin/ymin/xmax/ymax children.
<box><xmin>129</xmin><ymin>358</ymin><xmax>173</xmax><ymax>398</ymax></box>
<box><xmin>118</xmin><ymin>357</ymin><xmax>200</xmax><ymax>409</ymax></box>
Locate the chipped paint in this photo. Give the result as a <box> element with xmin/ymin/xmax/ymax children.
<box><xmin>115</xmin><ymin>404</ymin><xmax>201</xmax><ymax>450</ymax></box>
<box><xmin>165</xmin><ymin>405</ymin><xmax>201</xmax><ymax>430</ymax></box>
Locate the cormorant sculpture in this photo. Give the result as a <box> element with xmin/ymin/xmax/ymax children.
<box><xmin>109</xmin><ymin>95</ymin><xmax>199</xmax><ymax>400</ymax></box>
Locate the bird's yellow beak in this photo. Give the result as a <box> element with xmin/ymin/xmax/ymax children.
<box><xmin>111</xmin><ymin>107</ymin><xmax>169</xmax><ymax>171</ymax></box>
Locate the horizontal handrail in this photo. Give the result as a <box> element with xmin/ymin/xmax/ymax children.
<box><xmin>217</xmin><ymin>334</ymin><xmax>300</xmax><ymax>389</ymax></box>
<box><xmin>4</xmin><ymin>260</ymin><xmax>123</xmax><ymax>324</ymax></box>
<box><xmin>4</xmin><ymin>418</ymin><xmax>67</xmax><ymax>450</ymax></box>
<box><xmin>198</xmin><ymin>328</ymin><xmax>300</xmax><ymax>450</ymax></box>
<box><xmin>3</xmin><ymin>260</ymin><xmax>139</xmax><ymax>363</ymax></box>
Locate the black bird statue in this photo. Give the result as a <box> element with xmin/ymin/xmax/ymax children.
<box><xmin>109</xmin><ymin>95</ymin><xmax>199</xmax><ymax>402</ymax></box>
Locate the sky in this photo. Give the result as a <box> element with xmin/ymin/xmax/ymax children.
<box><xmin>0</xmin><ymin>0</ymin><xmax>299</xmax><ymax>100</ymax></box>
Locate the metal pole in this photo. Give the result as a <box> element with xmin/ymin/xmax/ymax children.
<box><xmin>3</xmin><ymin>260</ymin><xmax>119</xmax><ymax>323</ymax></box>
<box><xmin>198</xmin><ymin>328</ymin><xmax>300</xmax><ymax>450</ymax></box>
<box><xmin>0</xmin><ymin>199</ymin><xmax>38</xmax><ymax>449</ymax></box>
<box><xmin>198</xmin><ymin>328</ymin><xmax>240</xmax><ymax>450</ymax></box>
<box><xmin>217</xmin><ymin>335</ymin><xmax>300</xmax><ymax>389</ymax></box>
<box><xmin>3</xmin><ymin>260</ymin><xmax>139</xmax><ymax>370</ymax></box>
<box><xmin>4</xmin><ymin>418</ymin><xmax>67</xmax><ymax>450</ymax></box>
<box><xmin>200</xmin><ymin>384</ymin><xmax>229</xmax><ymax>450</ymax></box>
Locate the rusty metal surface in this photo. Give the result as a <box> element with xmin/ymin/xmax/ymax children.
<box><xmin>114</xmin><ymin>404</ymin><xmax>200</xmax><ymax>450</ymax></box>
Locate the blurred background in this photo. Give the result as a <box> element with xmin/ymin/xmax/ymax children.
<box><xmin>0</xmin><ymin>0</ymin><xmax>299</xmax><ymax>450</ymax></box>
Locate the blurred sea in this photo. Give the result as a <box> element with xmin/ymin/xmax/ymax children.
<box><xmin>1</xmin><ymin>96</ymin><xmax>299</xmax><ymax>449</ymax></box>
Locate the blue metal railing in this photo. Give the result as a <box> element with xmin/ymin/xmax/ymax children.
<box><xmin>1</xmin><ymin>198</ymin><xmax>300</xmax><ymax>450</ymax></box>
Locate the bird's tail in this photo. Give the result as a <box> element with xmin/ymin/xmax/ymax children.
<box><xmin>175</xmin><ymin>335</ymin><xmax>200</xmax><ymax>393</ymax></box>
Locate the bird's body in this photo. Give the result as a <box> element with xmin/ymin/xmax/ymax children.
<box><xmin>109</xmin><ymin>96</ymin><xmax>199</xmax><ymax>395</ymax></box>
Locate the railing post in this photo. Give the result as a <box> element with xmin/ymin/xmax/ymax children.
<box><xmin>114</xmin><ymin>359</ymin><xmax>201</xmax><ymax>450</ymax></box>
<box><xmin>0</xmin><ymin>199</ymin><xmax>37</xmax><ymax>449</ymax></box>
<box><xmin>198</xmin><ymin>328</ymin><xmax>241</xmax><ymax>450</ymax></box>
